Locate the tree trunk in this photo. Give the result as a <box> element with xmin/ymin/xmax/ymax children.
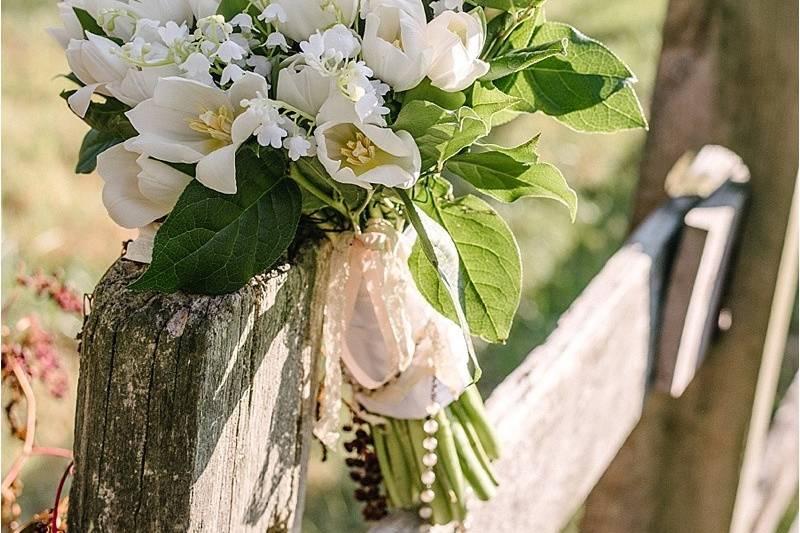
<box><xmin>583</xmin><ymin>0</ymin><xmax>798</xmax><ymax>529</ymax></box>
<box><xmin>69</xmin><ymin>241</ymin><xmax>330</xmax><ymax>532</ymax></box>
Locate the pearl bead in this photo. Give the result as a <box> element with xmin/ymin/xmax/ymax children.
<box><xmin>426</xmin><ymin>402</ymin><xmax>441</xmax><ymax>416</ymax></box>
<box><xmin>423</xmin><ymin>419</ymin><xmax>439</xmax><ymax>434</ymax></box>
<box><xmin>421</xmin><ymin>470</ymin><xmax>436</xmax><ymax>485</ymax></box>
<box><xmin>423</xmin><ymin>437</ymin><xmax>438</xmax><ymax>451</ymax></box>
<box><xmin>418</xmin><ymin>506</ymin><xmax>433</xmax><ymax>520</ymax></box>
<box><xmin>420</xmin><ymin>489</ymin><xmax>435</xmax><ymax>503</ymax></box>
<box><xmin>423</xmin><ymin>453</ymin><xmax>438</xmax><ymax>467</ymax></box>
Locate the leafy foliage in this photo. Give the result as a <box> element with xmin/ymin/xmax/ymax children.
<box><xmin>131</xmin><ymin>148</ymin><xmax>300</xmax><ymax>294</ymax></box>
<box><xmin>75</xmin><ymin>129</ymin><xmax>123</xmax><ymax>174</ymax></box>
<box><xmin>59</xmin><ymin>91</ymin><xmax>138</xmax><ymax>138</ymax></box>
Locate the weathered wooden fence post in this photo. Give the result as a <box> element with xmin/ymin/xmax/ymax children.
<box><xmin>69</xmin><ymin>241</ymin><xmax>329</xmax><ymax>532</ymax></box>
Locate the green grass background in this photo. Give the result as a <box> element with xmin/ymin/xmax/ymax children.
<box><xmin>1</xmin><ymin>0</ymin><xmax>668</xmax><ymax>530</ymax></box>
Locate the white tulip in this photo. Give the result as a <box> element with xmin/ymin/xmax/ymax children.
<box><xmin>276</xmin><ymin>63</ymin><xmax>333</xmax><ymax>117</ymax></box>
<box><xmin>125</xmin><ymin>73</ymin><xmax>269</xmax><ymax>194</ymax></box>
<box><xmin>269</xmin><ymin>0</ymin><xmax>359</xmax><ymax>43</ymax></box>
<box><xmin>106</xmin><ymin>64</ymin><xmax>181</xmax><ymax>107</ymax></box>
<box><xmin>362</xmin><ymin>0</ymin><xmax>430</xmax><ymax>91</ymax></box>
<box><xmin>65</xmin><ymin>33</ymin><xmax>129</xmax><ymax>117</ymax></box>
<box><xmin>426</xmin><ymin>10</ymin><xmax>490</xmax><ymax>92</ymax></box>
<box><xmin>47</xmin><ymin>1</ymin><xmax>87</xmax><ymax>49</ymax></box>
<box><xmin>314</xmin><ymin>94</ymin><xmax>421</xmax><ymax>189</ymax></box>
<box><xmin>97</xmin><ymin>143</ymin><xmax>192</xmax><ymax>229</ymax></box>
<box><xmin>186</xmin><ymin>0</ymin><xmax>221</xmax><ymax>20</ymax></box>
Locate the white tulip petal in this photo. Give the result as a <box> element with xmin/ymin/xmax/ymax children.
<box><xmin>228</xmin><ymin>72</ymin><xmax>270</xmax><ymax>113</ymax></box>
<box><xmin>195</xmin><ymin>144</ymin><xmax>240</xmax><ymax>194</ymax></box>
<box><xmin>151</xmin><ymin>76</ymin><xmax>230</xmax><ymax>116</ymax></box>
<box><xmin>136</xmin><ymin>155</ymin><xmax>193</xmax><ymax>204</ymax></box>
<box><xmin>124</xmin><ymin>135</ymin><xmax>209</xmax><ymax>163</ymax></box>
<box><xmin>68</xmin><ymin>82</ymin><xmax>102</xmax><ymax>118</ymax></box>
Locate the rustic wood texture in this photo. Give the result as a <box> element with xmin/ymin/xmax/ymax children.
<box><xmin>69</xmin><ymin>241</ymin><xmax>329</xmax><ymax>533</ymax></box>
<box><xmin>584</xmin><ymin>0</ymin><xmax>799</xmax><ymax>529</ymax></box>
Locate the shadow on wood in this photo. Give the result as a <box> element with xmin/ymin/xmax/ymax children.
<box><xmin>69</xmin><ymin>241</ymin><xmax>330</xmax><ymax>532</ymax></box>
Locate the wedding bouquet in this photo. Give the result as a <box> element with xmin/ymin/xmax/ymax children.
<box><xmin>52</xmin><ymin>0</ymin><xmax>644</xmax><ymax>526</ymax></box>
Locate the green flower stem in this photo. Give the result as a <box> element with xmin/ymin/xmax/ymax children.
<box><xmin>391</xmin><ymin>419</ymin><xmax>421</xmax><ymax>503</ymax></box>
<box><xmin>459</xmin><ymin>386</ymin><xmax>500</xmax><ymax>460</ymax></box>
<box><xmin>448</xmin><ymin>411</ymin><xmax>497</xmax><ymax>501</ymax></box>
<box><xmin>450</xmin><ymin>402</ymin><xmax>499</xmax><ymax>486</ymax></box>
<box><xmin>434</xmin><ymin>411</ymin><xmax>466</xmax><ymax>505</ymax></box>
<box><xmin>288</xmin><ymin>163</ymin><xmax>349</xmax><ymax>218</ymax></box>
<box><xmin>384</xmin><ymin>422</ymin><xmax>414</xmax><ymax>507</ymax></box>
<box><xmin>372</xmin><ymin>425</ymin><xmax>403</xmax><ymax>508</ymax></box>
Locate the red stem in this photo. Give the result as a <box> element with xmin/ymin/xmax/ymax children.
<box><xmin>51</xmin><ymin>460</ymin><xmax>73</xmax><ymax>533</ymax></box>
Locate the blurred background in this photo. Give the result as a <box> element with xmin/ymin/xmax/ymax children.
<box><xmin>4</xmin><ymin>0</ymin><xmax>788</xmax><ymax>532</ymax></box>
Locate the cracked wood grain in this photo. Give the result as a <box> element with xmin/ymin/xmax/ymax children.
<box><xmin>69</xmin><ymin>240</ymin><xmax>330</xmax><ymax>532</ymax></box>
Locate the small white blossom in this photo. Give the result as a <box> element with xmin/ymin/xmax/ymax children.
<box><xmin>158</xmin><ymin>21</ymin><xmax>190</xmax><ymax>46</ymax></box>
<box><xmin>284</xmin><ymin>127</ymin><xmax>315</xmax><ymax>160</ymax></box>
<box><xmin>215</xmin><ymin>39</ymin><xmax>247</xmax><ymax>63</ymax></box>
<box><xmin>300</xmin><ymin>25</ymin><xmax>361</xmax><ymax>76</ymax></box>
<box><xmin>221</xmin><ymin>63</ymin><xmax>245</xmax><ymax>84</ymax></box>
<box><xmin>258</xmin><ymin>4</ymin><xmax>287</xmax><ymax>23</ymax></box>
<box><xmin>265</xmin><ymin>31</ymin><xmax>288</xmax><ymax>51</ymax></box>
<box><xmin>239</xmin><ymin>97</ymin><xmax>290</xmax><ymax>149</ymax></box>
<box><xmin>229</xmin><ymin>13</ymin><xmax>253</xmax><ymax>29</ymax></box>
<box><xmin>430</xmin><ymin>0</ymin><xmax>463</xmax><ymax>15</ymax></box>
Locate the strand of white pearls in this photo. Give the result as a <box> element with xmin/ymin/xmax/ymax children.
<box><xmin>417</xmin><ymin>401</ymin><xmax>440</xmax><ymax>530</ymax></box>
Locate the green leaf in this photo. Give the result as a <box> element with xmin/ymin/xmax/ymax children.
<box><xmin>474</xmin><ymin>134</ymin><xmax>540</xmax><ymax>164</ymax></box>
<box><xmin>402</xmin><ymin>78</ymin><xmax>466</xmax><ymax>110</ymax></box>
<box><xmin>216</xmin><ymin>0</ymin><xmax>250</xmax><ymax>19</ymax></box>
<box><xmin>481</xmin><ymin>39</ymin><xmax>568</xmax><ymax>81</ymax></box>
<box><xmin>60</xmin><ymin>91</ymin><xmax>138</xmax><ymax>138</ymax></box>
<box><xmin>470</xmin><ymin>82</ymin><xmax>527</xmax><ymax>127</ymax></box>
<box><xmin>130</xmin><ymin>148</ymin><xmax>301</xmax><ymax>294</ymax></box>
<box><xmin>393</xmin><ymin>101</ymin><xmax>489</xmax><ymax>170</ymax></box>
<box><xmin>445</xmin><ymin>151</ymin><xmax>577</xmax><ymax>219</ymax></box>
<box><xmin>73</xmin><ymin>7</ymin><xmax>106</xmax><ymax>37</ymax></box>
<box><xmin>408</xmin><ymin>186</ymin><xmax>522</xmax><ymax>343</ymax></box>
<box><xmin>473</xmin><ymin>0</ymin><xmax>545</xmax><ymax>12</ymax></box>
<box><xmin>75</xmin><ymin>129</ymin><xmax>123</xmax><ymax>174</ymax></box>
<box><xmin>495</xmin><ymin>22</ymin><xmax>647</xmax><ymax>132</ymax></box>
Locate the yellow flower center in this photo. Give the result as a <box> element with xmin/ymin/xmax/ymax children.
<box><xmin>391</xmin><ymin>37</ymin><xmax>403</xmax><ymax>50</ymax></box>
<box><xmin>188</xmin><ymin>106</ymin><xmax>233</xmax><ymax>143</ymax></box>
<box><xmin>340</xmin><ymin>132</ymin><xmax>377</xmax><ymax>167</ymax></box>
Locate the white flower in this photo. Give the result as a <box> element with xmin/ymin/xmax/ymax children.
<box><xmin>300</xmin><ymin>24</ymin><xmax>361</xmax><ymax>76</ymax></box>
<box><xmin>265</xmin><ymin>31</ymin><xmax>288</xmax><ymax>51</ymax></box>
<box><xmin>283</xmin><ymin>125</ymin><xmax>315</xmax><ymax>161</ymax></box>
<box><xmin>187</xmin><ymin>0</ymin><xmax>220</xmax><ymax>19</ymax></box>
<box><xmin>237</xmin><ymin>97</ymin><xmax>290</xmax><ymax>148</ymax></box>
<box><xmin>65</xmin><ymin>33</ymin><xmax>129</xmax><ymax>117</ymax></box>
<box><xmin>96</xmin><ymin>143</ymin><xmax>192</xmax><ymax>229</ymax></box>
<box><xmin>362</xmin><ymin>0</ymin><xmax>430</xmax><ymax>91</ymax></box>
<box><xmin>47</xmin><ymin>1</ymin><xmax>87</xmax><ymax>49</ymax></box>
<box><xmin>426</xmin><ymin>10</ymin><xmax>490</xmax><ymax>92</ymax></box>
<box><xmin>215</xmin><ymin>39</ymin><xmax>247</xmax><ymax>63</ymax></box>
<box><xmin>257</xmin><ymin>4</ymin><xmax>287</xmax><ymax>24</ymax></box>
<box><xmin>229</xmin><ymin>13</ymin><xmax>253</xmax><ymax>29</ymax></box>
<box><xmin>429</xmin><ymin>0</ymin><xmax>463</xmax><ymax>16</ymax></box>
<box><xmin>270</xmin><ymin>0</ymin><xmax>359</xmax><ymax>43</ymax></box>
<box><xmin>128</xmin><ymin>0</ymin><xmax>195</xmax><ymax>27</ymax></box>
<box><xmin>125</xmin><ymin>73</ymin><xmax>269</xmax><ymax>194</ymax></box>
<box><xmin>315</xmin><ymin>94</ymin><xmax>421</xmax><ymax>189</ymax></box>
<box><xmin>107</xmin><ymin>64</ymin><xmax>181</xmax><ymax>107</ymax></box>
<box><xmin>179</xmin><ymin>52</ymin><xmax>214</xmax><ymax>85</ymax></box>
<box><xmin>220</xmin><ymin>63</ymin><xmax>245</xmax><ymax>84</ymax></box>
<box><xmin>276</xmin><ymin>63</ymin><xmax>332</xmax><ymax>117</ymax></box>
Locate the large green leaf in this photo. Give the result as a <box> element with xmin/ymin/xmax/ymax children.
<box><xmin>130</xmin><ymin>148</ymin><xmax>301</xmax><ymax>294</ymax></box>
<box><xmin>393</xmin><ymin>101</ymin><xmax>489</xmax><ymax>171</ymax></box>
<box><xmin>408</xmin><ymin>183</ymin><xmax>522</xmax><ymax>343</ymax></box>
<box><xmin>401</xmin><ymin>78</ymin><xmax>466</xmax><ymax>110</ymax></box>
<box><xmin>445</xmin><ymin>151</ymin><xmax>577</xmax><ymax>219</ymax></box>
<box><xmin>473</xmin><ymin>0</ymin><xmax>545</xmax><ymax>12</ymax></box>
<box><xmin>75</xmin><ymin>128</ymin><xmax>123</xmax><ymax>174</ymax></box>
<box><xmin>470</xmin><ymin>82</ymin><xmax>527</xmax><ymax>127</ymax></box>
<box><xmin>495</xmin><ymin>22</ymin><xmax>647</xmax><ymax>132</ymax></box>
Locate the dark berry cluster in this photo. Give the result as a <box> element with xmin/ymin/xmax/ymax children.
<box><xmin>342</xmin><ymin>418</ymin><xmax>388</xmax><ymax>521</ymax></box>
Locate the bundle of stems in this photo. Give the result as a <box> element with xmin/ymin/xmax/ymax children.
<box><xmin>370</xmin><ymin>386</ymin><xmax>499</xmax><ymax>525</ymax></box>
